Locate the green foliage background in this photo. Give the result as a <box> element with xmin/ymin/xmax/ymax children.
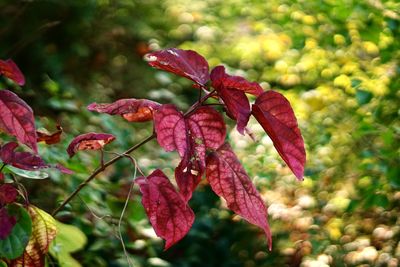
<box><xmin>1</xmin><ymin>0</ymin><xmax>399</xmax><ymax>266</ymax></box>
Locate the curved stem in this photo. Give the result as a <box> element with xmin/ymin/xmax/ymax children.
<box><xmin>52</xmin><ymin>89</ymin><xmax>217</xmax><ymax>216</ymax></box>
<box><xmin>52</xmin><ymin>133</ymin><xmax>155</xmax><ymax>216</ymax></box>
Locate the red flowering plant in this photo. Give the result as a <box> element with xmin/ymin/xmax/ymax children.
<box><xmin>0</xmin><ymin>48</ymin><xmax>305</xmax><ymax>265</ymax></box>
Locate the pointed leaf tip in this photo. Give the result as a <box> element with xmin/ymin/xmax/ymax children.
<box><xmin>146</xmin><ymin>48</ymin><xmax>210</xmax><ymax>86</ymax></box>
<box><xmin>0</xmin><ymin>59</ymin><xmax>25</xmax><ymax>86</ymax></box>
<box><xmin>136</xmin><ymin>169</ymin><xmax>195</xmax><ymax>249</ymax></box>
<box><xmin>252</xmin><ymin>90</ymin><xmax>306</xmax><ymax>179</ymax></box>
<box><xmin>206</xmin><ymin>143</ymin><xmax>272</xmax><ymax>249</ymax></box>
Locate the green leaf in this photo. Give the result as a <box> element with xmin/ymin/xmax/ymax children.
<box><xmin>356</xmin><ymin>89</ymin><xmax>373</xmax><ymax>105</ymax></box>
<box><xmin>0</xmin><ymin>205</ymin><xmax>32</xmax><ymax>260</ymax></box>
<box><xmin>49</xmin><ymin>221</ymin><xmax>87</xmax><ymax>267</ymax></box>
<box><xmin>4</xmin><ymin>165</ymin><xmax>49</xmax><ymax>179</ymax></box>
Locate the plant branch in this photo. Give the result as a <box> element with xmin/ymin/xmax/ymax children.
<box><xmin>52</xmin><ymin>133</ymin><xmax>155</xmax><ymax>216</ymax></box>
<box><xmin>52</xmin><ymin>89</ymin><xmax>216</xmax><ymax>216</ymax></box>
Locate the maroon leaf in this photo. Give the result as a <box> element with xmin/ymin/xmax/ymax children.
<box><xmin>0</xmin><ymin>142</ymin><xmax>47</xmax><ymax>171</ymax></box>
<box><xmin>0</xmin><ymin>184</ymin><xmax>18</xmax><ymax>206</ymax></box>
<box><xmin>210</xmin><ymin>65</ymin><xmax>263</xmax><ymax>96</ymax></box>
<box><xmin>67</xmin><ymin>132</ymin><xmax>115</xmax><ymax>157</ymax></box>
<box><xmin>146</xmin><ymin>48</ymin><xmax>210</xmax><ymax>86</ymax></box>
<box><xmin>0</xmin><ymin>207</ymin><xmax>16</xmax><ymax>239</ymax></box>
<box><xmin>0</xmin><ymin>173</ymin><xmax>4</xmax><ymax>182</ymax></box>
<box><xmin>0</xmin><ymin>142</ymin><xmax>73</xmax><ymax>174</ymax></box>
<box><xmin>210</xmin><ymin>67</ymin><xmax>252</xmax><ymax>135</ymax></box>
<box><xmin>206</xmin><ymin>143</ymin><xmax>272</xmax><ymax>250</ymax></box>
<box><xmin>174</xmin><ymin>146</ymin><xmax>203</xmax><ymax>202</ymax></box>
<box><xmin>136</xmin><ymin>169</ymin><xmax>195</xmax><ymax>250</ymax></box>
<box><xmin>252</xmin><ymin>91</ymin><xmax>306</xmax><ymax>180</ymax></box>
<box><xmin>87</xmin><ymin>99</ymin><xmax>161</xmax><ymax>122</ymax></box>
<box><xmin>0</xmin><ymin>59</ymin><xmax>25</xmax><ymax>86</ymax></box>
<box><xmin>37</xmin><ymin>125</ymin><xmax>62</xmax><ymax>145</ymax></box>
<box><xmin>0</xmin><ymin>90</ymin><xmax>38</xmax><ymax>153</ymax></box>
<box><xmin>154</xmin><ymin>105</ymin><xmax>188</xmax><ymax>158</ymax></box>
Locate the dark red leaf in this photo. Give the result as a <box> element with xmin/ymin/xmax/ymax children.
<box><xmin>252</xmin><ymin>91</ymin><xmax>306</xmax><ymax>180</ymax></box>
<box><xmin>154</xmin><ymin>105</ymin><xmax>187</xmax><ymax>158</ymax></box>
<box><xmin>67</xmin><ymin>132</ymin><xmax>115</xmax><ymax>157</ymax></box>
<box><xmin>146</xmin><ymin>48</ymin><xmax>210</xmax><ymax>86</ymax></box>
<box><xmin>136</xmin><ymin>169</ymin><xmax>195</xmax><ymax>250</ymax></box>
<box><xmin>0</xmin><ymin>142</ymin><xmax>47</xmax><ymax>170</ymax></box>
<box><xmin>0</xmin><ymin>173</ymin><xmax>4</xmax><ymax>182</ymax></box>
<box><xmin>0</xmin><ymin>207</ymin><xmax>16</xmax><ymax>239</ymax></box>
<box><xmin>37</xmin><ymin>125</ymin><xmax>62</xmax><ymax>145</ymax></box>
<box><xmin>218</xmin><ymin>87</ymin><xmax>250</xmax><ymax>135</ymax></box>
<box><xmin>0</xmin><ymin>142</ymin><xmax>73</xmax><ymax>174</ymax></box>
<box><xmin>174</xmin><ymin>146</ymin><xmax>203</xmax><ymax>202</ymax></box>
<box><xmin>0</xmin><ymin>184</ymin><xmax>18</xmax><ymax>205</ymax></box>
<box><xmin>87</xmin><ymin>99</ymin><xmax>161</xmax><ymax>122</ymax></box>
<box><xmin>0</xmin><ymin>59</ymin><xmax>25</xmax><ymax>86</ymax></box>
<box><xmin>210</xmin><ymin>67</ymin><xmax>251</xmax><ymax>135</ymax></box>
<box><xmin>206</xmin><ymin>143</ymin><xmax>272</xmax><ymax>250</ymax></box>
<box><xmin>0</xmin><ymin>90</ymin><xmax>38</xmax><ymax>153</ymax></box>
<box><xmin>211</xmin><ymin>65</ymin><xmax>263</xmax><ymax>96</ymax></box>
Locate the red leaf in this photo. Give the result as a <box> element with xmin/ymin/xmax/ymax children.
<box><xmin>206</xmin><ymin>143</ymin><xmax>272</xmax><ymax>250</ymax></box>
<box><xmin>0</xmin><ymin>207</ymin><xmax>16</xmax><ymax>239</ymax></box>
<box><xmin>211</xmin><ymin>65</ymin><xmax>263</xmax><ymax>96</ymax></box>
<box><xmin>37</xmin><ymin>125</ymin><xmax>62</xmax><ymax>145</ymax></box>
<box><xmin>67</xmin><ymin>132</ymin><xmax>115</xmax><ymax>157</ymax></box>
<box><xmin>154</xmin><ymin>105</ymin><xmax>188</xmax><ymax>158</ymax></box>
<box><xmin>187</xmin><ymin>106</ymin><xmax>226</xmax><ymax>151</ymax></box>
<box><xmin>0</xmin><ymin>59</ymin><xmax>25</xmax><ymax>86</ymax></box>
<box><xmin>136</xmin><ymin>169</ymin><xmax>195</xmax><ymax>250</ymax></box>
<box><xmin>87</xmin><ymin>99</ymin><xmax>161</xmax><ymax>122</ymax></box>
<box><xmin>0</xmin><ymin>184</ymin><xmax>18</xmax><ymax>205</ymax></box>
<box><xmin>0</xmin><ymin>90</ymin><xmax>38</xmax><ymax>153</ymax></box>
<box><xmin>0</xmin><ymin>142</ymin><xmax>73</xmax><ymax>174</ymax></box>
<box><xmin>0</xmin><ymin>142</ymin><xmax>47</xmax><ymax>170</ymax></box>
<box><xmin>146</xmin><ymin>48</ymin><xmax>210</xmax><ymax>86</ymax></box>
<box><xmin>174</xmin><ymin>147</ymin><xmax>203</xmax><ymax>202</ymax></box>
<box><xmin>210</xmin><ymin>67</ymin><xmax>251</xmax><ymax>135</ymax></box>
<box><xmin>252</xmin><ymin>91</ymin><xmax>306</xmax><ymax>180</ymax></box>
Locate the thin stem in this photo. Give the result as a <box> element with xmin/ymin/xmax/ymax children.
<box><xmin>52</xmin><ymin>89</ymin><xmax>216</xmax><ymax>216</ymax></box>
<box><xmin>0</xmin><ymin>163</ymin><xmax>6</xmax><ymax>172</ymax></box>
<box><xmin>52</xmin><ymin>133</ymin><xmax>155</xmax><ymax>216</ymax></box>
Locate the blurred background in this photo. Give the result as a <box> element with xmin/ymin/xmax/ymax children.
<box><xmin>1</xmin><ymin>0</ymin><xmax>399</xmax><ymax>266</ymax></box>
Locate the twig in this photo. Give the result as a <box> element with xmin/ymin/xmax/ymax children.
<box><xmin>52</xmin><ymin>89</ymin><xmax>216</xmax><ymax>216</ymax></box>
<box><xmin>52</xmin><ymin>133</ymin><xmax>155</xmax><ymax>216</ymax></box>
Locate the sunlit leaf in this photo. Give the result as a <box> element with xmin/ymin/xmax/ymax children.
<box><xmin>87</xmin><ymin>98</ymin><xmax>161</xmax><ymax>122</ymax></box>
<box><xmin>146</xmin><ymin>48</ymin><xmax>210</xmax><ymax>86</ymax></box>
<box><xmin>4</xmin><ymin>165</ymin><xmax>49</xmax><ymax>179</ymax></box>
<box><xmin>0</xmin><ymin>59</ymin><xmax>25</xmax><ymax>86</ymax></box>
<box><xmin>67</xmin><ymin>132</ymin><xmax>115</xmax><ymax>157</ymax></box>
<box><xmin>136</xmin><ymin>169</ymin><xmax>195</xmax><ymax>250</ymax></box>
<box><xmin>252</xmin><ymin>90</ymin><xmax>306</xmax><ymax>180</ymax></box>
<box><xmin>10</xmin><ymin>206</ymin><xmax>57</xmax><ymax>267</ymax></box>
<box><xmin>210</xmin><ymin>65</ymin><xmax>264</xmax><ymax>96</ymax></box>
<box><xmin>0</xmin><ymin>205</ymin><xmax>32</xmax><ymax>260</ymax></box>
<box><xmin>206</xmin><ymin>143</ymin><xmax>272</xmax><ymax>250</ymax></box>
<box><xmin>0</xmin><ymin>90</ymin><xmax>37</xmax><ymax>153</ymax></box>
